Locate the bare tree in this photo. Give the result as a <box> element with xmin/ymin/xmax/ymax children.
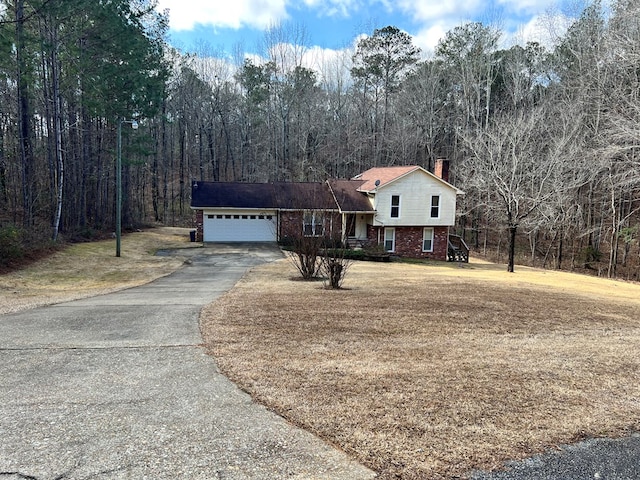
<box><xmin>460</xmin><ymin>109</ymin><xmax>559</xmax><ymax>272</ymax></box>
<box><xmin>435</xmin><ymin>22</ymin><xmax>500</xmax><ymax>132</ymax></box>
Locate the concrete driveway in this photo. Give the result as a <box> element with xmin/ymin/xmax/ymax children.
<box><xmin>0</xmin><ymin>244</ymin><xmax>375</xmax><ymax>479</ymax></box>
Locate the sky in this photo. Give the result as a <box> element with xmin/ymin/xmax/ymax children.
<box><xmin>156</xmin><ymin>0</ymin><xmax>578</xmax><ymax>60</ymax></box>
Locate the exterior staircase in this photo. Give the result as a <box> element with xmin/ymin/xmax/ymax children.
<box><xmin>447</xmin><ymin>235</ymin><xmax>469</xmax><ymax>263</ymax></box>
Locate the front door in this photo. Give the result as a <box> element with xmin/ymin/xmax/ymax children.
<box><xmin>346</xmin><ymin>214</ymin><xmax>356</xmax><ymax>237</ymax></box>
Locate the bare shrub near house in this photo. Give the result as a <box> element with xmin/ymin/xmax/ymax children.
<box><xmin>287</xmin><ymin>235</ymin><xmax>353</xmax><ymax>288</ymax></box>
<box><xmin>286</xmin><ymin>233</ymin><xmax>324</xmax><ymax>280</ymax></box>
<box><xmin>285</xmin><ymin>221</ymin><xmax>352</xmax><ymax>288</ymax></box>
<box><xmin>320</xmin><ymin>238</ymin><xmax>353</xmax><ymax>289</ymax></box>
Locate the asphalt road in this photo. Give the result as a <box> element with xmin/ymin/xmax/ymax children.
<box><xmin>0</xmin><ymin>244</ymin><xmax>375</xmax><ymax>480</ymax></box>
<box><xmin>470</xmin><ymin>433</ymin><xmax>640</xmax><ymax>480</ymax></box>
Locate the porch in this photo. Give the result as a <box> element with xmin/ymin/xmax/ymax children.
<box><xmin>448</xmin><ymin>235</ymin><xmax>470</xmax><ymax>263</ymax></box>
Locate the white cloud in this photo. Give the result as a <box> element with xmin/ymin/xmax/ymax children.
<box><xmin>503</xmin><ymin>12</ymin><xmax>574</xmax><ymax>48</ymax></box>
<box><xmin>496</xmin><ymin>0</ymin><xmax>557</xmax><ymax>15</ymax></box>
<box><xmin>412</xmin><ymin>23</ymin><xmax>452</xmax><ymax>56</ymax></box>
<box><xmin>156</xmin><ymin>0</ymin><xmax>288</xmax><ymax>31</ymax></box>
<box><xmin>393</xmin><ymin>0</ymin><xmax>498</xmax><ymax>55</ymax></box>
<box><xmin>305</xmin><ymin>45</ymin><xmax>354</xmax><ymax>81</ymax></box>
<box><xmin>236</xmin><ymin>42</ymin><xmax>354</xmax><ymax>90</ymax></box>
<box><xmin>157</xmin><ymin>0</ymin><xmax>390</xmax><ymax>33</ymax></box>
<box><xmin>396</xmin><ymin>0</ymin><xmax>482</xmax><ymax>21</ymax></box>
<box><xmin>301</xmin><ymin>0</ymin><xmax>362</xmax><ymax>17</ymax></box>
<box><xmin>160</xmin><ymin>0</ymin><xmax>579</xmax><ymax>65</ymax></box>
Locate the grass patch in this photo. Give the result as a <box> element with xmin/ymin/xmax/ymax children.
<box><xmin>0</xmin><ymin>227</ymin><xmax>196</xmax><ymax>314</ymax></box>
<box><xmin>200</xmin><ymin>258</ymin><xmax>640</xmax><ymax>479</ymax></box>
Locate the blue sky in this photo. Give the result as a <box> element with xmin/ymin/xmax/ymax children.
<box><xmin>156</xmin><ymin>0</ymin><xmax>577</xmax><ymax>59</ymax></box>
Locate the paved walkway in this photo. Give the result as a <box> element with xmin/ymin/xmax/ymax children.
<box><xmin>0</xmin><ymin>244</ymin><xmax>375</xmax><ymax>480</ymax></box>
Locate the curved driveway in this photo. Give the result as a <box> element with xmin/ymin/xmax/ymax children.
<box><xmin>0</xmin><ymin>244</ymin><xmax>375</xmax><ymax>480</ymax></box>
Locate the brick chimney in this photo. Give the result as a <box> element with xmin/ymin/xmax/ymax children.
<box><xmin>434</xmin><ymin>158</ymin><xmax>449</xmax><ymax>183</ymax></box>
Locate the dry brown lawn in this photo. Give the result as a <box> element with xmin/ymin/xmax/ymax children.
<box><xmin>0</xmin><ymin>227</ymin><xmax>195</xmax><ymax>314</ymax></box>
<box><xmin>201</xmin><ymin>257</ymin><xmax>640</xmax><ymax>479</ymax></box>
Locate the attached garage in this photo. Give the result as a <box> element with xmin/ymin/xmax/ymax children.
<box><xmin>202</xmin><ymin>210</ymin><xmax>277</xmax><ymax>242</ymax></box>
<box><xmin>191</xmin><ymin>180</ymin><xmax>370</xmax><ymax>244</ymax></box>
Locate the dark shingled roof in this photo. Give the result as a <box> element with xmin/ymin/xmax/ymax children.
<box><xmin>328</xmin><ymin>179</ymin><xmax>374</xmax><ymax>212</ymax></box>
<box><xmin>191</xmin><ymin>181</ymin><xmax>353</xmax><ymax>211</ymax></box>
<box><xmin>272</xmin><ymin>182</ymin><xmax>338</xmax><ymax>210</ymax></box>
<box><xmin>191</xmin><ymin>182</ymin><xmax>276</xmax><ymax>209</ymax></box>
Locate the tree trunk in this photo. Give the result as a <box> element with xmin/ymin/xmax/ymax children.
<box><xmin>557</xmin><ymin>229</ymin><xmax>564</xmax><ymax>270</ymax></box>
<box><xmin>0</xmin><ymin>129</ymin><xmax>6</xmax><ymax>204</ymax></box>
<box><xmin>198</xmin><ymin>125</ymin><xmax>204</xmax><ymax>181</ymax></box>
<box><xmin>328</xmin><ymin>260</ymin><xmax>343</xmax><ymax>289</ymax></box>
<box><xmin>179</xmin><ymin>124</ymin><xmax>186</xmax><ymax>216</ymax></box>
<box><xmin>507</xmin><ymin>225</ymin><xmax>517</xmax><ymax>273</ymax></box>
<box><xmin>51</xmin><ymin>38</ymin><xmax>64</xmax><ymax>242</ymax></box>
<box><xmin>16</xmin><ymin>0</ymin><xmax>34</xmax><ymax>228</ymax></box>
<box><xmin>152</xmin><ymin>122</ymin><xmax>160</xmax><ymax>222</ymax></box>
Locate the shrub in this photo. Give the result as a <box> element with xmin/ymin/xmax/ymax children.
<box><xmin>579</xmin><ymin>245</ymin><xmax>602</xmax><ymax>268</ymax></box>
<box><xmin>320</xmin><ymin>246</ymin><xmax>352</xmax><ymax>289</ymax></box>
<box><xmin>324</xmin><ymin>248</ymin><xmax>366</xmax><ymax>261</ymax></box>
<box><xmin>0</xmin><ymin>225</ymin><xmax>25</xmax><ymax>266</ymax></box>
<box><xmin>286</xmin><ymin>234</ymin><xmax>325</xmax><ymax>280</ymax></box>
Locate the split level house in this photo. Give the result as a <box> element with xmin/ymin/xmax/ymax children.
<box><xmin>190</xmin><ymin>160</ymin><xmax>468</xmax><ymax>261</ymax></box>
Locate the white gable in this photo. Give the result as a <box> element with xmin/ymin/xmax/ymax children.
<box><xmin>371</xmin><ymin>168</ymin><xmax>459</xmax><ymax>227</ymax></box>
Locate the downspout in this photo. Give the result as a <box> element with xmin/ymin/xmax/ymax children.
<box><xmin>326</xmin><ymin>180</ymin><xmax>345</xmax><ymax>245</ymax></box>
<box><xmin>276</xmin><ymin>209</ymin><xmax>281</xmax><ymax>242</ymax></box>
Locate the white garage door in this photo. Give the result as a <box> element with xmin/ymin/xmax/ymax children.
<box><xmin>203</xmin><ymin>213</ymin><xmax>277</xmax><ymax>242</ymax></box>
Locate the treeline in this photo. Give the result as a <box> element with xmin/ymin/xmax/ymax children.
<box><xmin>1</xmin><ymin>0</ymin><xmax>639</xmax><ymax>277</ymax></box>
<box><xmin>0</xmin><ymin>0</ymin><xmax>168</xmax><ymax>247</ymax></box>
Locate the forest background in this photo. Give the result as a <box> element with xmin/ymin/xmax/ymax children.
<box><xmin>0</xmin><ymin>0</ymin><xmax>639</xmax><ymax>279</ymax></box>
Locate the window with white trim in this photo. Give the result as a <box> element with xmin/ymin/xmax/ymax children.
<box><xmin>303</xmin><ymin>210</ymin><xmax>324</xmax><ymax>236</ymax></box>
<box><xmin>430</xmin><ymin>195</ymin><xmax>440</xmax><ymax>218</ymax></box>
<box><xmin>390</xmin><ymin>195</ymin><xmax>400</xmax><ymax>218</ymax></box>
<box><xmin>384</xmin><ymin>227</ymin><xmax>395</xmax><ymax>252</ymax></box>
<box><xmin>422</xmin><ymin>227</ymin><xmax>434</xmax><ymax>252</ymax></box>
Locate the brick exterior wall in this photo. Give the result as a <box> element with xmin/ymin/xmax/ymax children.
<box><xmin>196</xmin><ymin>207</ymin><xmax>449</xmax><ymax>259</ymax></box>
<box><xmin>279</xmin><ymin>211</ymin><xmax>302</xmax><ymax>239</ymax></box>
<box><xmin>279</xmin><ymin>211</ymin><xmax>342</xmax><ymax>241</ymax></box>
<box><xmin>195</xmin><ymin>210</ymin><xmax>203</xmax><ymax>242</ymax></box>
<box><xmin>367</xmin><ymin>224</ymin><xmax>379</xmax><ymax>246</ymax></box>
<box><xmin>367</xmin><ymin>225</ymin><xmax>449</xmax><ymax>260</ymax></box>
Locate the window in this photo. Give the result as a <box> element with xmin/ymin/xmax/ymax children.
<box><xmin>430</xmin><ymin>195</ymin><xmax>440</xmax><ymax>218</ymax></box>
<box><xmin>390</xmin><ymin>195</ymin><xmax>400</xmax><ymax>218</ymax></box>
<box><xmin>384</xmin><ymin>227</ymin><xmax>395</xmax><ymax>252</ymax></box>
<box><xmin>423</xmin><ymin>227</ymin><xmax>434</xmax><ymax>252</ymax></box>
<box><xmin>303</xmin><ymin>210</ymin><xmax>324</xmax><ymax>236</ymax></box>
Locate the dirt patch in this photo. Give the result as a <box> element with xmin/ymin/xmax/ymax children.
<box><xmin>0</xmin><ymin>227</ymin><xmax>197</xmax><ymax>315</ymax></box>
<box><xmin>200</xmin><ymin>259</ymin><xmax>640</xmax><ymax>479</ymax></box>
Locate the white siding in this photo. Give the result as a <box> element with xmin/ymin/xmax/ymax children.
<box><xmin>372</xmin><ymin>171</ymin><xmax>457</xmax><ymax>226</ymax></box>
